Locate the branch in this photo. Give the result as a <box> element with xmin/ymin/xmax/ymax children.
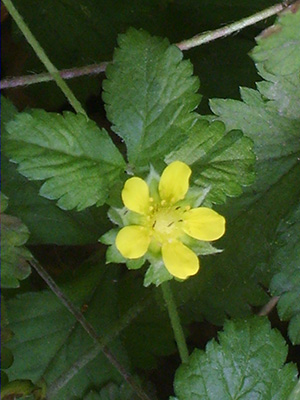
<box><xmin>46</xmin><ymin>293</ymin><xmax>152</xmax><ymax>398</ymax></box>
<box><xmin>2</xmin><ymin>0</ymin><xmax>87</xmax><ymax>117</ymax></box>
<box><xmin>176</xmin><ymin>1</ymin><xmax>292</xmax><ymax>50</ymax></box>
<box><xmin>1</xmin><ymin>62</ymin><xmax>109</xmax><ymax>89</ymax></box>
<box><xmin>1</xmin><ymin>1</ymin><xmax>293</xmax><ymax>90</ymax></box>
<box><xmin>30</xmin><ymin>259</ymin><xmax>152</xmax><ymax>400</ymax></box>
<box><xmin>258</xmin><ymin>296</ymin><xmax>280</xmax><ymax>316</ymax></box>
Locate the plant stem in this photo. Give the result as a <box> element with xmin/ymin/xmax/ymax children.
<box><xmin>176</xmin><ymin>1</ymin><xmax>291</xmax><ymax>50</ymax></box>
<box><xmin>258</xmin><ymin>296</ymin><xmax>280</xmax><ymax>316</ymax></box>
<box><xmin>2</xmin><ymin>0</ymin><xmax>87</xmax><ymax>117</ymax></box>
<box><xmin>30</xmin><ymin>259</ymin><xmax>152</xmax><ymax>400</ymax></box>
<box><xmin>1</xmin><ymin>62</ymin><xmax>109</xmax><ymax>89</ymax></box>
<box><xmin>287</xmin><ymin>379</ymin><xmax>300</xmax><ymax>400</ymax></box>
<box><xmin>1</xmin><ymin>1</ymin><xmax>294</xmax><ymax>90</ymax></box>
<box><xmin>161</xmin><ymin>281</ymin><xmax>189</xmax><ymax>364</ymax></box>
<box><xmin>46</xmin><ymin>292</ymin><xmax>152</xmax><ymax>398</ymax></box>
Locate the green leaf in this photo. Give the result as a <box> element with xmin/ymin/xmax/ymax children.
<box><xmin>269</xmin><ymin>203</ymin><xmax>300</xmax><ymax>344</ymax></box>
<box><xmin>180</xmin><ymin>5</ymin><xmax>300</xmax><ymax>324</ymax></box>
<box><xmin>166</xmin><ymin>119</ymin><xmax>255</xmax><ymax>204</ymax></box>
<box><xmin>5</xmin><ymin>264</ymin><xmax>129</xmax><ymax>400</ymax></box>
<box><xmin>103</xmin><ymin>28</ymin><xmax>200</xmax><ymax>168</ymax></box>
<box><xmin>4</xmin><ymin>110</ymin><xmax>125</xmax><ymax>211</ymax></box>
<box><xmin>251</xmin><ymin>5</ymin><xmax>300</xmax><ymax>76</ymax></box>
<box><xmin>1</xmin><ymin>96</ymin><xmax>115</xmax><ymax>245</ymax></box>
<box><xmin>0</xmin><ymin>379</ymin><xmax>38</xmax><ymax>399</ymax></box>
<box><xmin>1</xmin><ymin>198</ymin><xmax>33</xmax><ymax>289</ymax></box>
<box><xmin>117</xmin><ymin>275</ymin><xmax>175</xmax><ymax>369</ymax></box>
<box><xmin>2</xmin><ymin>156</ymin><xmax>112</xmax><ymax>245</ymax></box>
<box><xmin>174</xmin><ymin>317</ymin><xmax>298</xmax><ymax>400</ymax></box>
<box><xmin>1</xmin><ymin>193</ymin><xmax>9</xmax><ymax>213</ymax></box>
<box><xmin>144</xmin><ymin>260</ymin><xmax>173</xmax><ymax>287</ymax></box>
<box><xmin>83</xmin><ymin>382</ymin><xmax>139</xmax><ymax>400</ymax></box>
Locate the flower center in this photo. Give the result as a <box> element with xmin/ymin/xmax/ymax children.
<box><xmin>149</xmin><ymin>204</ymin><xmax>184</xmax><ymax>244</ymax></box>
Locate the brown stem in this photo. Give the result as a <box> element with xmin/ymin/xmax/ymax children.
<box><xmin>1</xmin><ymin>1</ymin><xmax>294</xmax><ymax>90</ymax></box>
<box><xmin>258</xmin><ymin>296</ymin><xmax>280</xmax><ymax>316</ymax></box>
<box><xmin>1</xmin><ymin>62</ymin><xmax>109</xmax><ymax>89</ymax></box>
<box><xmin>30</xmin><ymin>259</ymin><xmax>152</xmax><ymax>400</ymax></box>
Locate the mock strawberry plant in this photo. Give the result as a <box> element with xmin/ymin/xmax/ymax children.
<box><xmin>1</xmin><ymin>1</ymin><xmax>300</xmax><ymax>399</ymax></box>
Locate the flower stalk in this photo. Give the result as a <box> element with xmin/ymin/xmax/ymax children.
<box><xmin>161</xmin><ymin>281</ymin><xmax>189</xmax><ymax>364</ymax></box>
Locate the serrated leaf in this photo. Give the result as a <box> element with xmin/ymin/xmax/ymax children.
<box><xmin>5</xmin><ymin>264</ymin><xmax>129</xmax><ymax>400</ymax></box>
<box><xmin>181</xmin><ymin>5</ymin><xmax>300</xmax><ymax>324</ymax></box>
<box><xmin>1</xmin><ymin>203</ymin><xmax>33</xmax><ymax>289</ymax></box>
<box><xmin>4</xmin><ymin>110</ymin><xmax>125</xmax><ymax>211</ymax></box>
<box><xmin>269</xmin><ymin>203</ymin><xmax>300</xmax><ymax>344</ymax></box>
<box><xmin>166</xmin><ymin>119</ymin><xmax>255</xmax><ymax>204</ymax></box>
<box><xmin>144</xmin><ymin>261</ymin><xmax>173</xmax><ymax>287</ymax></box>
<box><xmin>1</xmin><ymin>97</ymin><xmax>112</xmax><ymax>245</ymax></box>
<box><xmin>174</xmin><ymin>317</ymin><xmax>298</xmax><ymax>400</ymax></box>
<box><xmin>103</xmin><ymin>28</ymin><xmax>200</xmax><ymax>168</ymax></box>
<box><xmin>251</xmin><ymin>4</ymin><xmax>300</xmax><ymax>75</ymax></box>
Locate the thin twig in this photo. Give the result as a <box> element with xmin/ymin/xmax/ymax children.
<box><xmin>30</xmin><ymin>259</ymin><xmax>152</xmax><ymax>400</ymax></box>
<box><xmin>176</xmin><ymin>1</ymin><xmax>294</xmax><ymax>50</ymax></box>
<box><xmin>2</xmin><ymin>0</ymin><xmax>87</xmax><ymax>117</ymax></box>
<box><xmin>1</xmin><ymin>1</ymin><xmax>294</xmax><ymax>90</ymax></box>
<box><xmin>46</xmin><ymin>293</ymin><xmax>152</xmax><ymax>398</ymax></box>
<box><xmin>258</xmin><ymin>296</ymin><xmax>280</xmax><ymax>316</ymax></box>
<box><xmin>0</xmin><ymin>62</ymin><xmax>109</xmax><ymax>89</ymax></box>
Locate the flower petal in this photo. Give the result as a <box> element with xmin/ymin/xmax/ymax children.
<box><xmin>159</xmin><ymin>161</ymin><xmax>191</xmax><ymax>204</ymax></box>
<box><xmin>183</xmin><ymin>207</ymin><xmax>225</xmax><ymax>241</ymax></box>
<box><xmin>122</xmin><ymin>177</ymin><xmax>150</xmax><ymax>214</ymax></box>
<box><xmin>116</xmin><ymin>226</ymin><xmax>151</xmax><ymax>259</ymax></box>
<box><xmin>162</xmin><ymin>240</ymin><xmax>199</xmax><ymax>279</ymax></box>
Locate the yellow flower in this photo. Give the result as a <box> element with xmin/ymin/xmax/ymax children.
<box><xmin>116</xmin><ymin>161</ymin><xmax>225</xmax><ymax>280</ymax></box>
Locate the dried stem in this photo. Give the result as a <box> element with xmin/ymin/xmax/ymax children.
<box><xmin>46</xmin><ymin>293</ymin><xmax>152</xmax><ymax>398</ymax></box>
<box><xmin>1</xmin><ymin>1</ymin><xmax>294</xmax><ymax>90</ymax></box>
<box><xmin>1</xmin><ymin>62</ymin><xmax>109</xmax><ymax>89</ymax></box>
<box><xmin>258</xmin><ymin>296</ymin><xmax>280</xmax><ymax>316</ymax></box>
<box><xmin>176</xmin><ymin>1</ymin><xmax>292</xmax><ymax>50</ymax></box>
<box><xmin>30</xmin><ymin>259</ymin><xmax>152</xmax><ymax>400</ymax></box>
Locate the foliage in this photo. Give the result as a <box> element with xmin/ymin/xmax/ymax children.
<box><xmin>1</xmin><ymin>1</ymin><xmax>300</xmax><ymax>399</ymax></box>
<box><xmin>174</xmin><ymin>317</ymin><xmax>298</xmax><ymax>400</ymax></box>
<box><xmin>1</xmin><ymin>193</ymin><xmax>33</xmax><ymax>288</ymax></box>
<box><xmin>269</xmin><ymin>204</ymin><xmax>300</xmax><ymax>345</ymax></box>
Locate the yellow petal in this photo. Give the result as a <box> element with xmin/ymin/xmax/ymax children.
<box><xmin>116</xmin><ymin>226</ymin><xmax>151</xmax><ymax>259</ymax></box>
<box><xmin>122</xmin><ymin>177</ymin><xmax>150</xmax><ymax>214</ymax></box>
<box><xmin>159</xmin><ymin>161</ymin><xmax>191</xmax><ymax>204</ymax></box>
<box><xmin>162</xmin><ymin>240</ymin><xmax>199</xmax><ymax>279</ymax></box>
<box><xmin>183</xmin><ymin>207</ymin><xmax>226</xmax><ymax>241</ymax></box>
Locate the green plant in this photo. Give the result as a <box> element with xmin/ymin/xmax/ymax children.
<box><xmin>1</xmin><ymin>0</ymin><xmax>299</xmax><ymax>399</ymax></box>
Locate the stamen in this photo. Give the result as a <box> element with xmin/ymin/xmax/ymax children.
<box><xmin>161</xmin><ymin>199</ymin><xmax>166</xmax><ymax>206</ymax></box>
<box><xmin>149</xmin><ymin>197</ymin><xmax>154</xmax><ymax>202</ymax></box>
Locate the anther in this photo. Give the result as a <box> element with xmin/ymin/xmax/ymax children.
<box><xmin>161</xmin><ymin>199</ymin><xmax>166</xmax><ymax>206</ymax></box>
